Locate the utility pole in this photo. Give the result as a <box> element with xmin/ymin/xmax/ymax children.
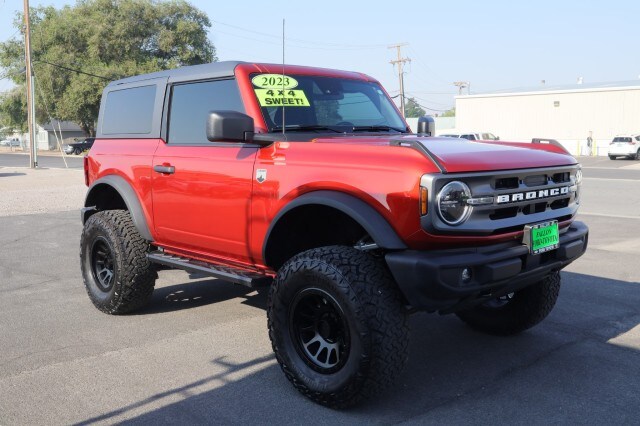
<box><xmin>389</xmin><ymin>43</ymin><xmax>411</xmax><ymax>118</ymax></box>
<box><xmin>23</xmin><ymin>0</ymin><xmax>37</xmax><ymax>168</ymax></box>
<box><xmin>453</xmin><ymin>81</ymin><xmax>469</xmax><ymax>96</ymax></box>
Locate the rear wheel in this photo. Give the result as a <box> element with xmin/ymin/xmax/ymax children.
<box><xmin>80</xmin><ymin>210</ymin><xmax>156</xmax><ymax>314</ymax></box>
<box><xmin>635</xmin><ymin>149</ymin><xmax>640</xmax><ymax>160</ymax></box>
<box><xmin>268</xmin><ymin>246</ymin><xmax>409</xmax><ymax>408</ymax></box>
<box><xmin>609</xmin><ymin>155</ymin><xmax>616</xmax><ymax>160</ymax></box>
<box><xmin>74</xmin><ymin>147</ymin><xmax>82</xmax><ymax>155</ymax></box>
<box><xmin>455</xmin><ymin>272</ymin><xmax>561</xmax><ymax>335</ymax></box>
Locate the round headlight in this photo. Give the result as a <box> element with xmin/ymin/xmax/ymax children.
<box><xmin>437</xmin><ymin>181</ymin><xmax>472</xmax><ymax>225</ymax></box>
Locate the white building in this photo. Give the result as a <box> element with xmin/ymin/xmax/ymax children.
<box><xmin>454</xmin><ymin>80</ymin><xmax>640</xmax><ymax>156</ymax></box>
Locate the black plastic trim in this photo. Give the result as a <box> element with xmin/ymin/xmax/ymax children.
<box><xmin>263</xmin><ymin>190</ymin><xmax>407</xmax><ymax>264</ymax></box>
<box><xmin>83</xmin><ymin>175</ymin><xmax>153</xmax><ymax>241</ymax></box>
<box><xmin>385</xmin><ymin>220</ymin><xmax>588</xmax><ymax>312</ymax></box>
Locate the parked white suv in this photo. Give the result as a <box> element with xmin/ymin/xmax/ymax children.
<box><xmin>608</xmin><ymin>135</ymin><xmax>640</xmax><ymax>160</ymax></box>
<box><xmin>439</xmin><ymin>132</ymin><xmax>499</xmax><ymax>141</ymax></box>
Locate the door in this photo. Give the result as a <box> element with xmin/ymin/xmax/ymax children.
<box><xmin>151</xmin><ymin>78</ymin><xmax>258</xmax><ymax>263</ymax></box>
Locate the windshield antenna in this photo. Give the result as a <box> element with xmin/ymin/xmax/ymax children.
<box><xmin>281</xmin><ymin>18</ymin><xmax>285</xmax><ymax>135</ymax></box>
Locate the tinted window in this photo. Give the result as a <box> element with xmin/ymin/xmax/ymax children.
<box><xmin>253</xmin><ymin>74</ymin><xmax>406</xmax><ymax>132</ymax></box>
<box><xmin>102</xmin><ymin>85</ymin><xmax>156</xmax><ymax>134</ymax></box>
<box><xmin>168</xmin><ymin>79</ymin><xmax>244</xmax><ymax>144</ymax></box>
<box><xmin>461</xmin><ymin>134</ymin><xmax>476</xmax><ymax>140</ymax></box>
<box><xmin>613</xmin><ymin>137</ymin><xmax>632</xmax><ymax>142</ymax></box>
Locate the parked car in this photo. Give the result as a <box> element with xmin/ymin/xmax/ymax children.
<box><xmin>608</xmin><ymin>134</ymin><xmax>640</xmax><ymax>160</ymax></box>
<box><xmin>439</xmin><ymin>132</ymin><xmax>499</xmax><ymax>141</ymax></box>
<box><xmin>0</xmin><ymin>138</ymin><xmax>21</xmax><ymax>147</ymax></box>
<box><xmin>65</xmin><ymin>137</ymin><xmax>95</xmax><ymax>155</ymax></box>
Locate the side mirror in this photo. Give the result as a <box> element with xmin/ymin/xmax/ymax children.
<box><xmin>206</xmin><ymin>111</ymin><xmax>254</xmax><ymax>142</ymax></box>
<box><xmin>417</xmin><ymin>115</ymin><xmax>435</xmax><ymax>136</ymax></box>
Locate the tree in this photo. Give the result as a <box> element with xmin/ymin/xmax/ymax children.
<box><xmin>441</xmin><ymin>107</ymin><xmax>456</xmax><ymax>117</ymax></box>
<box><xmin>404</xmin><ymin>97</ymin><xmax>426</xmax><ymax>118</ymax></box>
<box><xmin>0</xmin><ymin>0</ymin><xmax>216</xmax><ymax>136</ymax></box>
<box><xmin>0</xmin><ymin>87</ymin><xmax>28</xmax><ymax>133</ymax></box>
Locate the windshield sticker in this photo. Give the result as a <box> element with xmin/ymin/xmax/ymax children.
<box><xmin>255</xmin><ymin>89</ymin><xmax>310</xmax><ymax>107</ymax></box>
<box><xmin>252</xmin><ymin>74</ymin><xmax>298</xmax><ymax>89</ymax></box>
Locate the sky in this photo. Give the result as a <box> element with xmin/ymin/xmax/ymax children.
<box><xmin>1</xmin><ymin>0</ymin><xmax>639</xmax><ymax>111</ymax></box>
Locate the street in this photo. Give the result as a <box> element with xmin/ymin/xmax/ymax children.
<box><xmin>0</xmin><ymin>156</ymin><xmax>638</xmax><ymax>424</ymax></box>
<box><xmin>0</xmin><ymin>151</ymin><xmax>84</xmax><ymax>169</ymax></box>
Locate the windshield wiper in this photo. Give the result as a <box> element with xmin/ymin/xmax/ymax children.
<box><xmin>270</xmin><ymin>125</ymin><xmax>343</xmax><ymax>133</ymax></box>
<box><xmin>351</xmin><ymin>125</ymin><xmax>406</xmax><ymax>133</ymax></box>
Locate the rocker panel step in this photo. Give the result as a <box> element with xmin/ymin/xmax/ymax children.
<box><xmin>147</xmin><ymin>251</ymin><xmax>271</xmax><ymax>288</ymax></box>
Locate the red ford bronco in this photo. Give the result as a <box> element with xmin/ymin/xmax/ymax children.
<box><xmin>80</xmin><ymin>61</ymin><xmax>588</xmax><ymax>407</ymax></box>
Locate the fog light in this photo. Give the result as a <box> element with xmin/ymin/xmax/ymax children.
<box><xmin>461</xmin><ymin>268</ymin><xmax>472</xmax><ymax>283</ymax></box>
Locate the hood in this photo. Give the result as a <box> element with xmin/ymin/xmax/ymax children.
<box><xmin>312</xmin><ymin>135</ymin><xmax>577</xmax><ymax>173</ymax></box>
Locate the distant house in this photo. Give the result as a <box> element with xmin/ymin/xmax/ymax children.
<box><xmin>37</xmin><ymin>120</ymin><xmax>87</xmax><ymax>150</ymax></box>
<box><xmin>9</xmin><ymin>120</ymin><xmax>87</xmax><ymax>151</ymax></box>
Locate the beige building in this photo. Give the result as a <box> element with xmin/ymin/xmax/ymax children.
<box><xmin>454</xmin><ymin>80</ymin><xmax>640</xmax><ymax>156</ymax></box>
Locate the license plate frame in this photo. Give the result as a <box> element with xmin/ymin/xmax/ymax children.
<box><xmin>523</xmin><ymin>220</ymin><xmax>559</xmax><ymax>255</ymax></box>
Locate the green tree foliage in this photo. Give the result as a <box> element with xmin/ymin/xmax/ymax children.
<box><xmin>0</xmin><ymin>0</ymin><xmax>216</xmax><ymax>136</ymax></box>
<box><xmin>404</xmin><ymin>97</ymin><xmax>426</xmax><ymax>118</ymax></box>
<box><xmin>0</xmin><ymin>87</ymin><xmax>28</xmax><ymax>133</ymax></box>
<box><xmin>441</xmin><ymin>107</ymin><xmax>456</xmax><ymax>117</ymax></box>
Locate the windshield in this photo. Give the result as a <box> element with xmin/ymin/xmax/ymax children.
<box><xmin>613</xmin><ymin>137</ymin><xmax>631</xmax><ymax>142</ymax></box>
<box><xmin>250</xmin><ymin>73</ymin><xmax>407</xmax><ymax>133</ymax></box>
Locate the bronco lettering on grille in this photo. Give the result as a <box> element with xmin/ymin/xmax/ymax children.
<box><xmin>496</xmin><ymin>186</ymin><xmax>569</xmax><ymax>204</ymax></box>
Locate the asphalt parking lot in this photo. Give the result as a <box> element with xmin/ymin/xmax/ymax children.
<box><xmin>0</xmin><ymin>156</ymin><xmax>638</xmax><ymax>424</ymax></box>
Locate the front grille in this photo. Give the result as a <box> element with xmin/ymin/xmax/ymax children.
<box><xmin>421</xmin><ymin>165</ymin><xmax>580</xmax><ymax>235</ymax></box>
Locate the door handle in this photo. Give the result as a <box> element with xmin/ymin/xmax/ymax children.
<box><xmin>153</xmin><ymin>164</ymin><xmax>175</xmax><ymax>174</ymax></box>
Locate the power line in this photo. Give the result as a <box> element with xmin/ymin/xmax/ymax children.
<box><xmin>33</xmin><ymin>59</ymin><xmax>113</xmax><ymax>80</ymax></box>
<box><xmin>212</xmin><ymin>19</ymin><xmax>386</xmax><ymax>49</ymax></box>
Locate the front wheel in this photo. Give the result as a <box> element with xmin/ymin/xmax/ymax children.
<box><xmin>267</xmin><ymin>246</ymin><xmax>409</xmax><ymax>408</ymax></box>
<box><xmin>80</xmin><ymin>210</ymin><xmax>156</xmax><ymax>314</ymax></box>
<box><xmin>455</xmin><ymin>272</ymin><xmax>561</xmax><ymax>335</ymax></box>
<box><xmin>609</xmin><ymin>155</ymin><xmax>616</xmax><ymax>160</ymax></box>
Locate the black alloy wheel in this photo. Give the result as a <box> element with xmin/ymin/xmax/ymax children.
<box><xmin>90</xmin><ymin>238</ymin><xmax>115</xmax><ymax>292</ymax></box>
<box><xmin>289</xmin><ymin>288</ymin><xmax>350</xmax><ymax>374</ymax></box>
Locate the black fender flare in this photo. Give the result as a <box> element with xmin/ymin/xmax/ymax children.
<box><xmin>82</xmin><ymin>175</ymin><xmax>153</xmax><ymax>241</ymax></box>
<box><xmin>263</xmin><ymin>190</ymin><xmax>407</xmax><ymax>263</ymax></box>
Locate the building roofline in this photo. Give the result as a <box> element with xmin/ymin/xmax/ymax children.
<box><xmin>456</xmin><ymin>80</ymin><xmax>640</xmax><ymax>99</ymax></box>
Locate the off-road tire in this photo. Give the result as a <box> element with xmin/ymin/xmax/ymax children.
<box><xmin>267</xmin><ymin>246</ymin><xmax>409</xmax><ymax>408</ymax></box>
<box><xmin>80</xmin><ymin>210</ymin><xmax>156</xmax><ymax>314</ymax></box>
<box><xmin>456</xmin><ymin>272</ymin><xmax>561</xmax><ymax>335</ymax></box>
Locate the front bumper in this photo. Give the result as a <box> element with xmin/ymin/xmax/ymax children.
<box><xmin>385</xmin><ymin>221</ymin><xmax>588</xmax><ymax>313</ymax></box>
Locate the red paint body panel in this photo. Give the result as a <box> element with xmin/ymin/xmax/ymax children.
<box><xmin>151</xmin><ymin>143</ymin><xmax>258</xmax><ymax>265</ymax></box>
<box><xmin>87</xmin><ymin>138</ymin><xmax>160</xmax><ymax>236</ymax></box>
<box><xmin>248</xmin><ymin>140</ymin><xmax>439</xmax><ymax>266</ymax></box>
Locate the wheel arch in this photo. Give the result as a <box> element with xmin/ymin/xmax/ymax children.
<box><xmin>263</xmin><ymin>191</ymin><xmax>406</xmax><ymax>269</ymax></box>
<box><xmin>82</xmin><ymin>175</ymin><xmax>153</xmax><ymax>241</ymax></box>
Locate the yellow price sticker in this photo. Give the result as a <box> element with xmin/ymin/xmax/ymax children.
<box><xmin>255</xmin><ymin>89</ymin><xmax>310</xmax><ymax>107</ymax></box>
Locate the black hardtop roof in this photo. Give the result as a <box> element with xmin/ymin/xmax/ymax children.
<box><xmin>106</xmin><ymin>61</ymin><xmax>372</xmax><ymax>88</ymax></box>
<box><xmin>107</xmin><ymin>61</ymin><xmax>246</xmax><ymax>87</ymax></box>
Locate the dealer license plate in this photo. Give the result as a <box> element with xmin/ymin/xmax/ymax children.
<box><xmin>523</xmin><ymin>221</ymin><xmax>559</xmax><ymax>255</ymax></box>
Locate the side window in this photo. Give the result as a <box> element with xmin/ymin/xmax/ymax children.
<box><xmin>461</xmin><ymin>134</ymin><xmax>476</xmax><ymax>140</ymax></box>
<box><xmin>636</xmin><ymin>136</ymin><xmax>640</xmax><ymax>142</ymax></box>
<box><xmin>168</xmin><ymin>79</ymin><xmax>244</xmax><ymax>144</ymax></box>
<box><xmin>102</xmin><ymin>85</ymin><xmax>156</xmax><ymax>134</ymax></box>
